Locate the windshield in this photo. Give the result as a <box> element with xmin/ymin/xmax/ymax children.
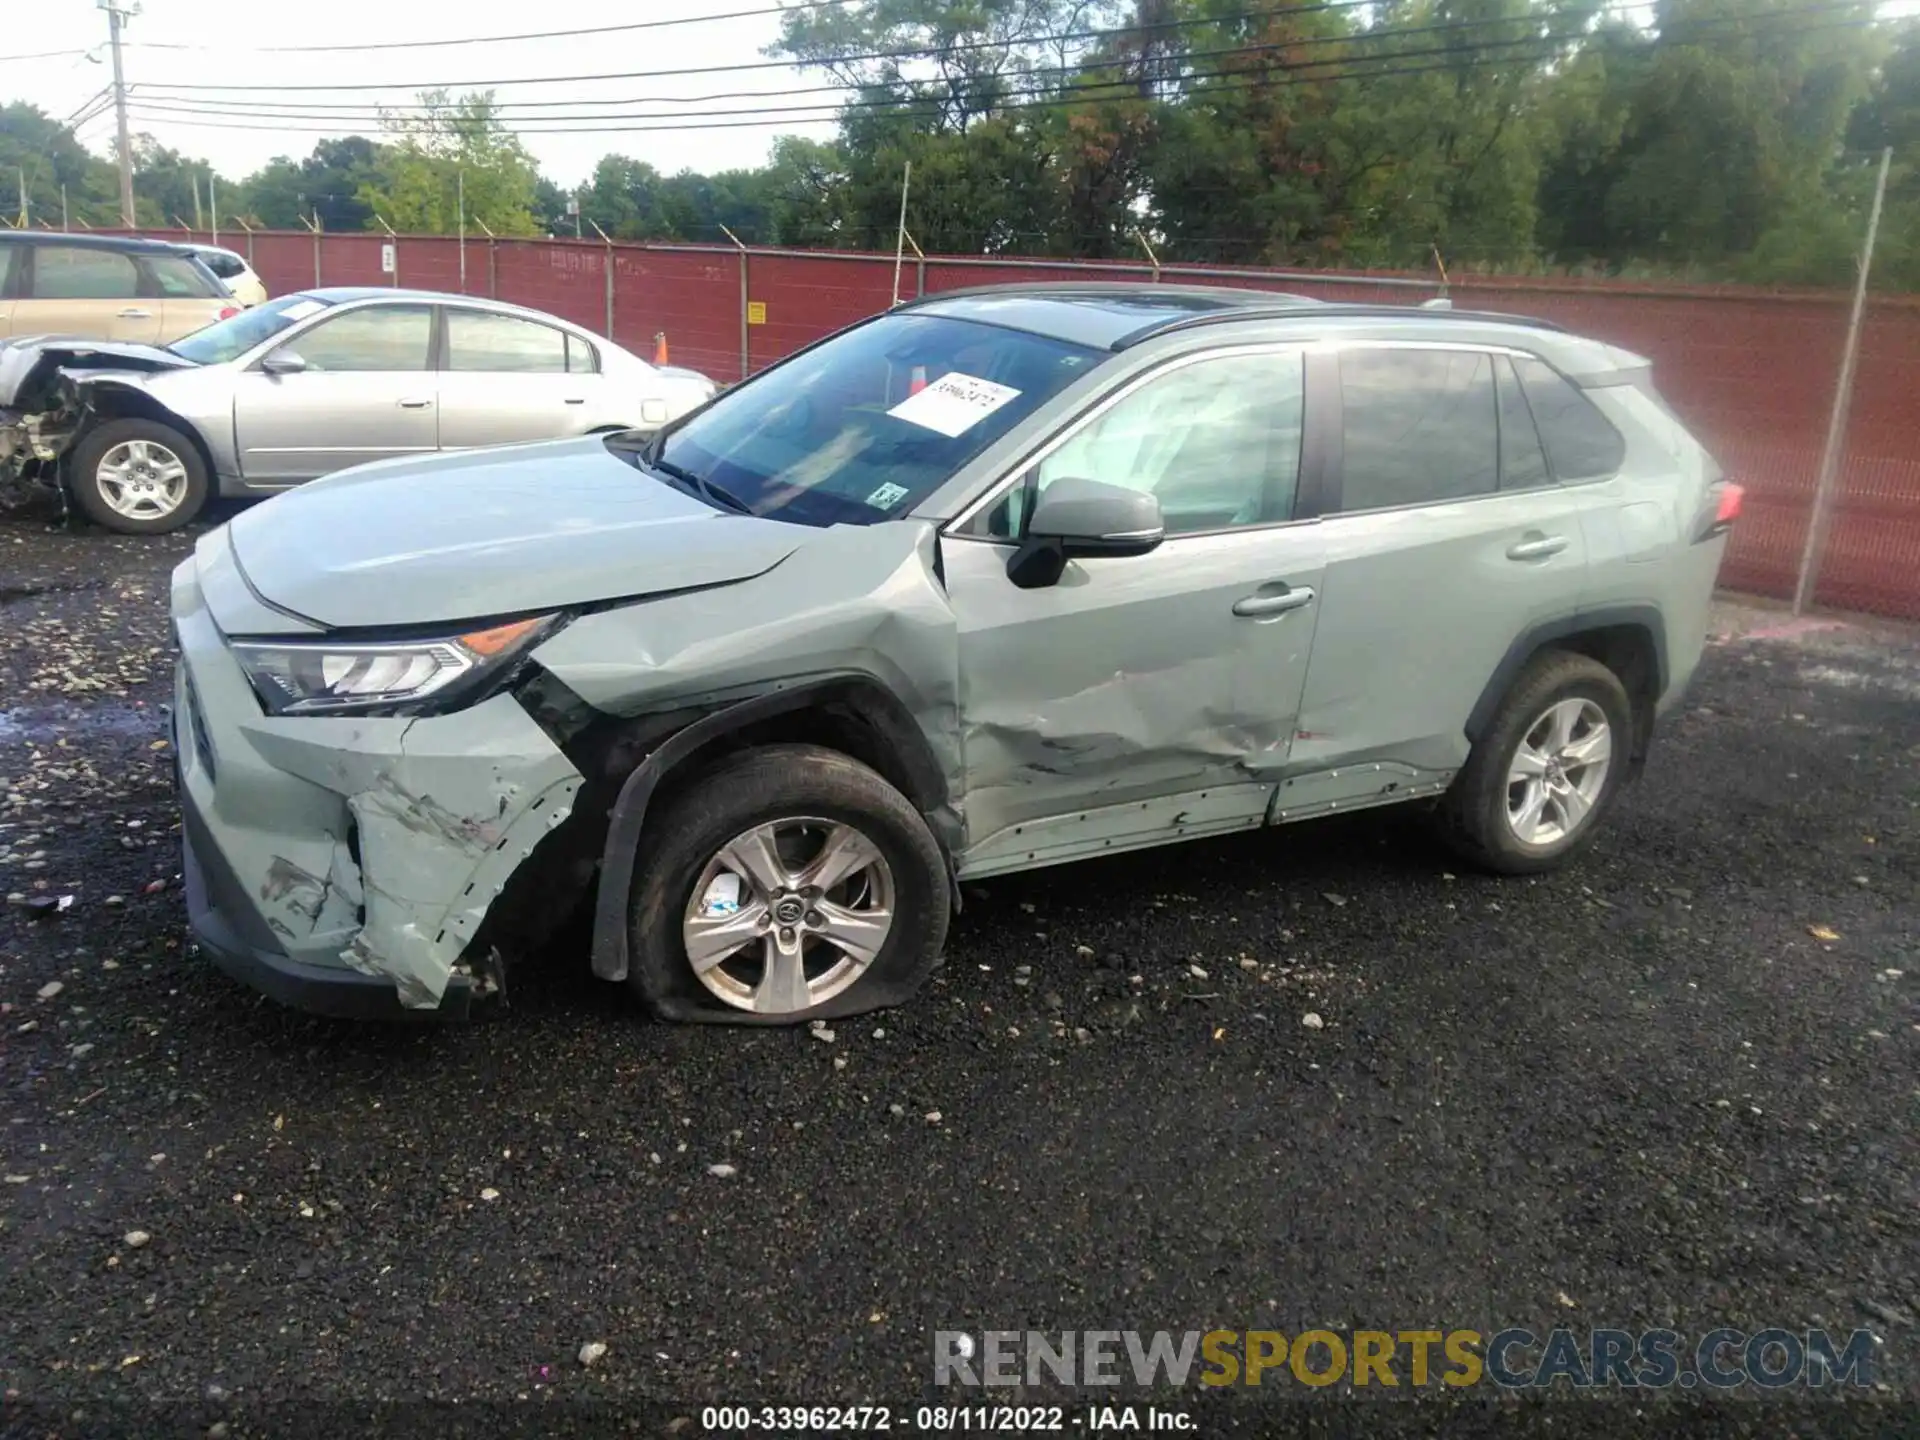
<box><xmin>637</xmin><ymin>313</ymin><xmax>1103</xmax><ymax>527</ymax></box>
<box><xmin>168</xmin><ymin>293</ymin><xmax>334</xmax><ymax>365</ymax></box>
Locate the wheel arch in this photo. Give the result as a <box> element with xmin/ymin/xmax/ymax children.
<box><xmin>583</xmin><ymin>672</ymin><xmax>960</xmax><ymax>984</ymax></box>
<box><xmin>1466</xmin><ymin>607</ymin><xmax>1667</xmax><ymax>769</ymax></box>
<box><xmin>70</xmin><ymin>385</ymin><xmax>218</xmax><ymax>489</ymax></box>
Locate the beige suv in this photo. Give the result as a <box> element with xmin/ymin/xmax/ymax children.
<box><xmin>0</xmin><ymin>233</ymin><xmax>238</xmax><ymax>345</ymax></box>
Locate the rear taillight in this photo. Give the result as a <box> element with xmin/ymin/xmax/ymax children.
<box><xmin>1695</xmin><ymin>481</ymin><xmax>1744</xmax><ymax>542</ymax></box>
<box><xmin>217</xmin><ymin>305</ymin><xmax>240</xmax><ymax>321</ymax></box>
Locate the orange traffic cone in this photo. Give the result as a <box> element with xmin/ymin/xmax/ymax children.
<box><xmin>908</xmin><ymin>364</ymin><xmax>928</xmax><ymax>395</ymax></box>
<box><xmin>654</xmin><ymin>332</ymin><xmax>669</xmax><ymax>365</ymax></box>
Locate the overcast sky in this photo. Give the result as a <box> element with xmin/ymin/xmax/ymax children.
<box><xmin>7</xmin><ymin>1</ymin><xmax>1918</xmax><ymax>192</ymax></box>
<box><xmin>8</xmin><ymin>0</ymin><xmax>841</xmax><ymax>189</ymax></box>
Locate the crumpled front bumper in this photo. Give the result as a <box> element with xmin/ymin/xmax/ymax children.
<box><xmin>171</xmin><ymin>561</ymin><xmax>584</xmax><ymax>1015</ymax></box>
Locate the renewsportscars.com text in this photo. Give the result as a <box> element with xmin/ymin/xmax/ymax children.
<box><xmin>934</xmin><ymin>1327</ymin><xmax>1876</xmax><ymax>1390</ymax></box>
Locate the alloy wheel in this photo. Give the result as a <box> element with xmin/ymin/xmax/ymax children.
<box><xmin>681</xmin><ymin>815</ymin><xmax>895</xmax><ymax>1015</ymax></box>
<box><xmin>95</xmin><ymin>440</ymin><xmax>190</xmax><ymax>522</ymax></box>
<box><xmin>1505</xmin><ymin>697</ymin><xmax>1613</xmax><ymax>847</ymax></box>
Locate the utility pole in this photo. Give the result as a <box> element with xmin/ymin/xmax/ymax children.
<box><xmin>100</xmin><ymin>0</ymin><xmax>140</xmax><ymax>229</ymax></box>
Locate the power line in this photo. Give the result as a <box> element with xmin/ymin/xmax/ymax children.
<box><xmin>118</xmin><ymin>0</ymin><xmax>1571</xmax><ymax>93</ymax></box>
<box><xmin>124</xmin><ymin>33</ymin><xmax>1592</xmax><ymax>127</ymax></box>
<box><xmin>113</xmin><ymin>5</ymin><xmax>1879</xmax><ymax>134</ymax></box>
<box><xmin>125</xmin><ymin>24</ymin><xmax>1587</xmax><ymax>131</ymax></box>
<box><xmin>0</xmin><ymin>48</ymin><xmax>89</xmax><ymax>64</ymax></box>
<box><xmin>119</xmin><ymin>14</ymin><xmax>1883</xmax><ymax>139</ymax></box>
<box><xmin>113</xmin><ymin>0</ymin><xmax>1692</xmax><ymax>120</ymax></box>
<box><xmin>126</xmin><ymin>0</ymin><xmax>859</xmax><ymax>54</ymax></box>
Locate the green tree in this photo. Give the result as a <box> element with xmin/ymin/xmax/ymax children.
<box><xmin>760</xmin><ymin>137</ymin><xmax>856</xmax><ymax>245</ymax></box>
<box><xmin>579</xmin><ymin>154</ymin><xmax>671</xmax><ymax>238</ymax></box>
<box><xmin>0</xmin><ymin>103</ymin><xmax>118</xmax><ymax>228</ymax></box>
<box><xmin>237</xmin><ymin>137</ymin><xmax>384</xmax><ymax>231</ymax></box>
<box><xmin>357</xmin><ymin>90</ymin><xmax>540</xmax><ymax>235</ymax></box>
<box><xmin>1535</xmin><ymin>0</ymin><xmax>1882</xmax><ymax>272</ymax></box>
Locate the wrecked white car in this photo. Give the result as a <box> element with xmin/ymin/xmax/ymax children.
<box><xmin>2</xmin><ymin>288</ymin><xmax>716</xmax><ymax>535</ymax></box>
<box><xmin>170</xmin><ymin>283</ymin><xmax>1734</xmax><ymax>1023</ymax></box>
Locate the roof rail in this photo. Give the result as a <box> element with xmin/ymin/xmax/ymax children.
<box><xmin>1115</xmin><ymin>302</ymin><xmax>1570</xmax><ymax>349</ymax></box>
<box><xmin>899</xmin><ymin>279</ymin><xmax>1327</xmax><ymax>309</ymax></box>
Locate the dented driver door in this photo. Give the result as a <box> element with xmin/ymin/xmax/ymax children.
<box><xmin>943</xmin><ymin>345</ymin><xmax>1327</xmax><ymax>878</ymax></box>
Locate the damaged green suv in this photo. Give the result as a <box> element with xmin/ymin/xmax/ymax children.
<box><xmin>170</xmin><ymin>284</ymin><xmax>1739</xmax><ymax>1021</ymax></box>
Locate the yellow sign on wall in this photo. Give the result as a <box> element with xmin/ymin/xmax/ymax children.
<box><xmin>747</xmin><ymin>301</ymin><xmax>768</xmax><ymax>325</ymax></box>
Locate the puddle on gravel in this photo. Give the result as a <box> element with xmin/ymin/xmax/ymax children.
<box><xmin>0</xmin><ymin>701</ymin><xmax>168</xmax><ymax>745</ymax></box>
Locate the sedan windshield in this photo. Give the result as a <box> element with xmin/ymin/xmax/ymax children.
<box><xmin>168</xmin><ymin>294</ymin><xmax>335</xmax><ymax>365</ymax></box>
<box><xmin>634</xmin><ymin>313</ymin><xmax>1103</xmax><ymax>527</ymax></box>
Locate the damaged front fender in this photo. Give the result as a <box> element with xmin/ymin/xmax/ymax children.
<box><xmin>231</xmin><ymin>696</ymin><xmax>583</xmax><ymax>1008</ymax></box>
<box><xmin>1</xmin><ymin>339</ymin><xmax>207</xmax><ymax>511</ymax></box>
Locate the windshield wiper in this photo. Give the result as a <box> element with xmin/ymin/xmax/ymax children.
<box><xmin>645</xmin><ymin>455</ymin><xmax>755</xmax><ymax>516</ymax></box>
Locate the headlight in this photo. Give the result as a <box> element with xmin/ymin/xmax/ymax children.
<box><xmin>230</xmin><ymin>615</ymin><xmax>558</xmax><ymax>716</ymax></box>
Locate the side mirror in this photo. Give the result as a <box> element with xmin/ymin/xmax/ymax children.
<box><xmin>1007</xmin><ymin>476</ymin><xmax>1165</xmax><ymax>589</ymax></box>
<box><xmin>260</xmin><ymin>349</ymin><xmax>308</xmax><ymax>376</ymax></box>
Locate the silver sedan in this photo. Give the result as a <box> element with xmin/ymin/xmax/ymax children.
<box><xmin>0</xmin><ymin>288</ymin><xmax>718</xmax><ymax>534</ymax></box>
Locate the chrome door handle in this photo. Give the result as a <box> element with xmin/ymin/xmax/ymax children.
<box><xmin>563</xmin><ymin>397</ymin><xmax>586</xmax><ymax>405</ymax></box>
<box><xmin>1506</xmin><ymin>535</ymin><xmax>1569</xmax><ymax>561</ymax></box>
<box><xmin>117</xmin><ymin>308</ymin><xmax>152</xmax><ymax>318</ymax></box>
<box><xmin>1233</xmin><ymin>586</ymin><xmax>1315</xmax><ymax>618</ymax></box>
<box><xmin>397</xmin><ymin>398</ymin><xmax>433</xmax><ymax>409</ymax></box>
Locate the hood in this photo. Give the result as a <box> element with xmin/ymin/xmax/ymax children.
<box><xmin>0</xmin><ymin>337</ymin><xmax>195</xmax><ymax>409</ymax></box>
<box><xmin>223</xmin><ymin>434</ymin><xmax>803</xmax><ymax>631</ymax></box>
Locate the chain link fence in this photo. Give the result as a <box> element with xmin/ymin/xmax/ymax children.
<box><xmin>84</xmin><ymin>225</ymin><xmax>1920</xmax><ymax>621</ymax></box>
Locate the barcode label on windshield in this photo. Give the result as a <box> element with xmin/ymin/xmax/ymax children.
<box><xmin>886</xmin><ymin>372</ymin><xmax>1022</xmax><ymax>438</ymax></box>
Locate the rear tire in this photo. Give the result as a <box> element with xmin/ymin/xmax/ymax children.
<box><xmin>627</xmin><ymin>743</ymin><xmax>950</xmax><ymax>1025</ymax></box>
<box><xmin>69</xmin><ymin>418</ymin><xmax>210</xmax><ymax>535</ymax></box>
<box><xmin>1438</xmin><ymin>649</ymin><xmax>1633</xmax><ymax>875</ymax></box>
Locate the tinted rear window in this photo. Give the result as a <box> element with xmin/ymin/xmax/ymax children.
<box><xmin>199</xmin><ymin>251</ymin><xmax>246</xmax><ymax>279</ymax></box>
<box><xmin>147</xmin><ymin>255</ymin><xmax>224</xmax><ymax>299</ymax></box>
<box><xmin>1513</xmin><ymin>356</ymin><xmax>1625</xmax><ymax>480</ymax></box>
<box><xmin>1495</xmin><ymin>356</ymin><xmax>1551</xmax><ymax>491</ymax></box>
<box><xmin>1338</xmin><ymin>348</ymin><xmax>1500</xmax><ymax>511</ymax></box>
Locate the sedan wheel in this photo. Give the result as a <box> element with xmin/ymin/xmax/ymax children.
<box><xmin>682</xmin><ymin>815</ymin><xmax>895</xmax><ymax>1016</ymax></box>
<box><xmin>95</xmin><ymin>439</ymin><xmax>191</xmax><ymax>523</ymax></box>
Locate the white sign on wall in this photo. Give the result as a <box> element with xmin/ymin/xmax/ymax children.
<box><xmin>380</xmin><ymin>242</ymin><xmax>396</xmax><ymax>275</ymax></box>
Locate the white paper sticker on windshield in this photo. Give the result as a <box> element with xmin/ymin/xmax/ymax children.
<box><xmin>279</xmin><ymin>299</ymin><xmax>328</xmax><ymax>321</ymax></box>
<box><xmin>866</xmin><ymin>481</ymin><xmax>911</xmax><ymax>509</ymax></box>
<box><xmin>887</xmin><ymin>371</ymin><xmax>1021</xmax><ymax>438</ymax></box>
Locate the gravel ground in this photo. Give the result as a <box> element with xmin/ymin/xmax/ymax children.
<box><xmin>1</xmin><ymin>515</ymin><xmax>1915</xmax><ymax>1440</ymax></box>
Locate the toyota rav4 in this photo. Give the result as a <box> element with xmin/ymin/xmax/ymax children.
<box><xmin>168</xmin><ymin>284</ymin><xmax>1740</xmax><ymax>1023</ymax></box>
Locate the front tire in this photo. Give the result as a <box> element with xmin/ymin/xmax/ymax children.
<box><xmin>69</xmin><ymin>418</ymin><xmax>210</xmax><ymax>534</ymax></box>
<box><xmin>627</xmin><ymin>743</ymin><xmax>950</xmax><ymax>1025</ymax></box>
<box><xmin>1439</xmin><ymin>649</ymin><xmax>1633</xmax><ymax>875</ymax></box>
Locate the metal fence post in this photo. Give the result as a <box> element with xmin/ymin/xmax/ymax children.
<box><xmin>457</xmin><ymin>168</ymin><xmax>466</xmax><ymax>294</ymax></box>
<box><xmin>1133</xmin><ymin>227</ymin><xmax>1162</xmax><ymax>282</ymax></box>
<box><xmin>589</xmin><ymin>221</ymin><xmax>615</xmax><ymax>339</ymax></box>
<box><xmin>374</xmin><ymin>213</ymin><xmax>398</xmax><ymax>288</ymax></box>
<box><xmin>475</xmin><ymin>217</ymin><xmax>497</xmax><ymax>298</ymax></box>
<box><xmin>720</xmin><ymin>224</ymin><xmax>750</xmax><ymax>380</ymax></box>
<box><xmin>301</xmin><ymin>211</ymin><xmax>321</xmax><ymax>287</ymax></box>
<box><xmin>904</xmin><ymin>229</ymin><xmax>926</xmax><ymax>298</ymax></box>
<box><xmin>1793</xmin><ymin>146</ymin><xmax>1892</xmax><ymax>616</ymax></box>
<box><xmin>237</xmin><ymin>216</ymin><xmax>254</xmax><ymax>265</ymax></box>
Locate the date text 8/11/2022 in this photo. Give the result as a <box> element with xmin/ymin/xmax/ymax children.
<box><xmin>700</xmin><ymin>1405</ymin><xmax>1195</xmax><ymax>1431</ymax></box>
